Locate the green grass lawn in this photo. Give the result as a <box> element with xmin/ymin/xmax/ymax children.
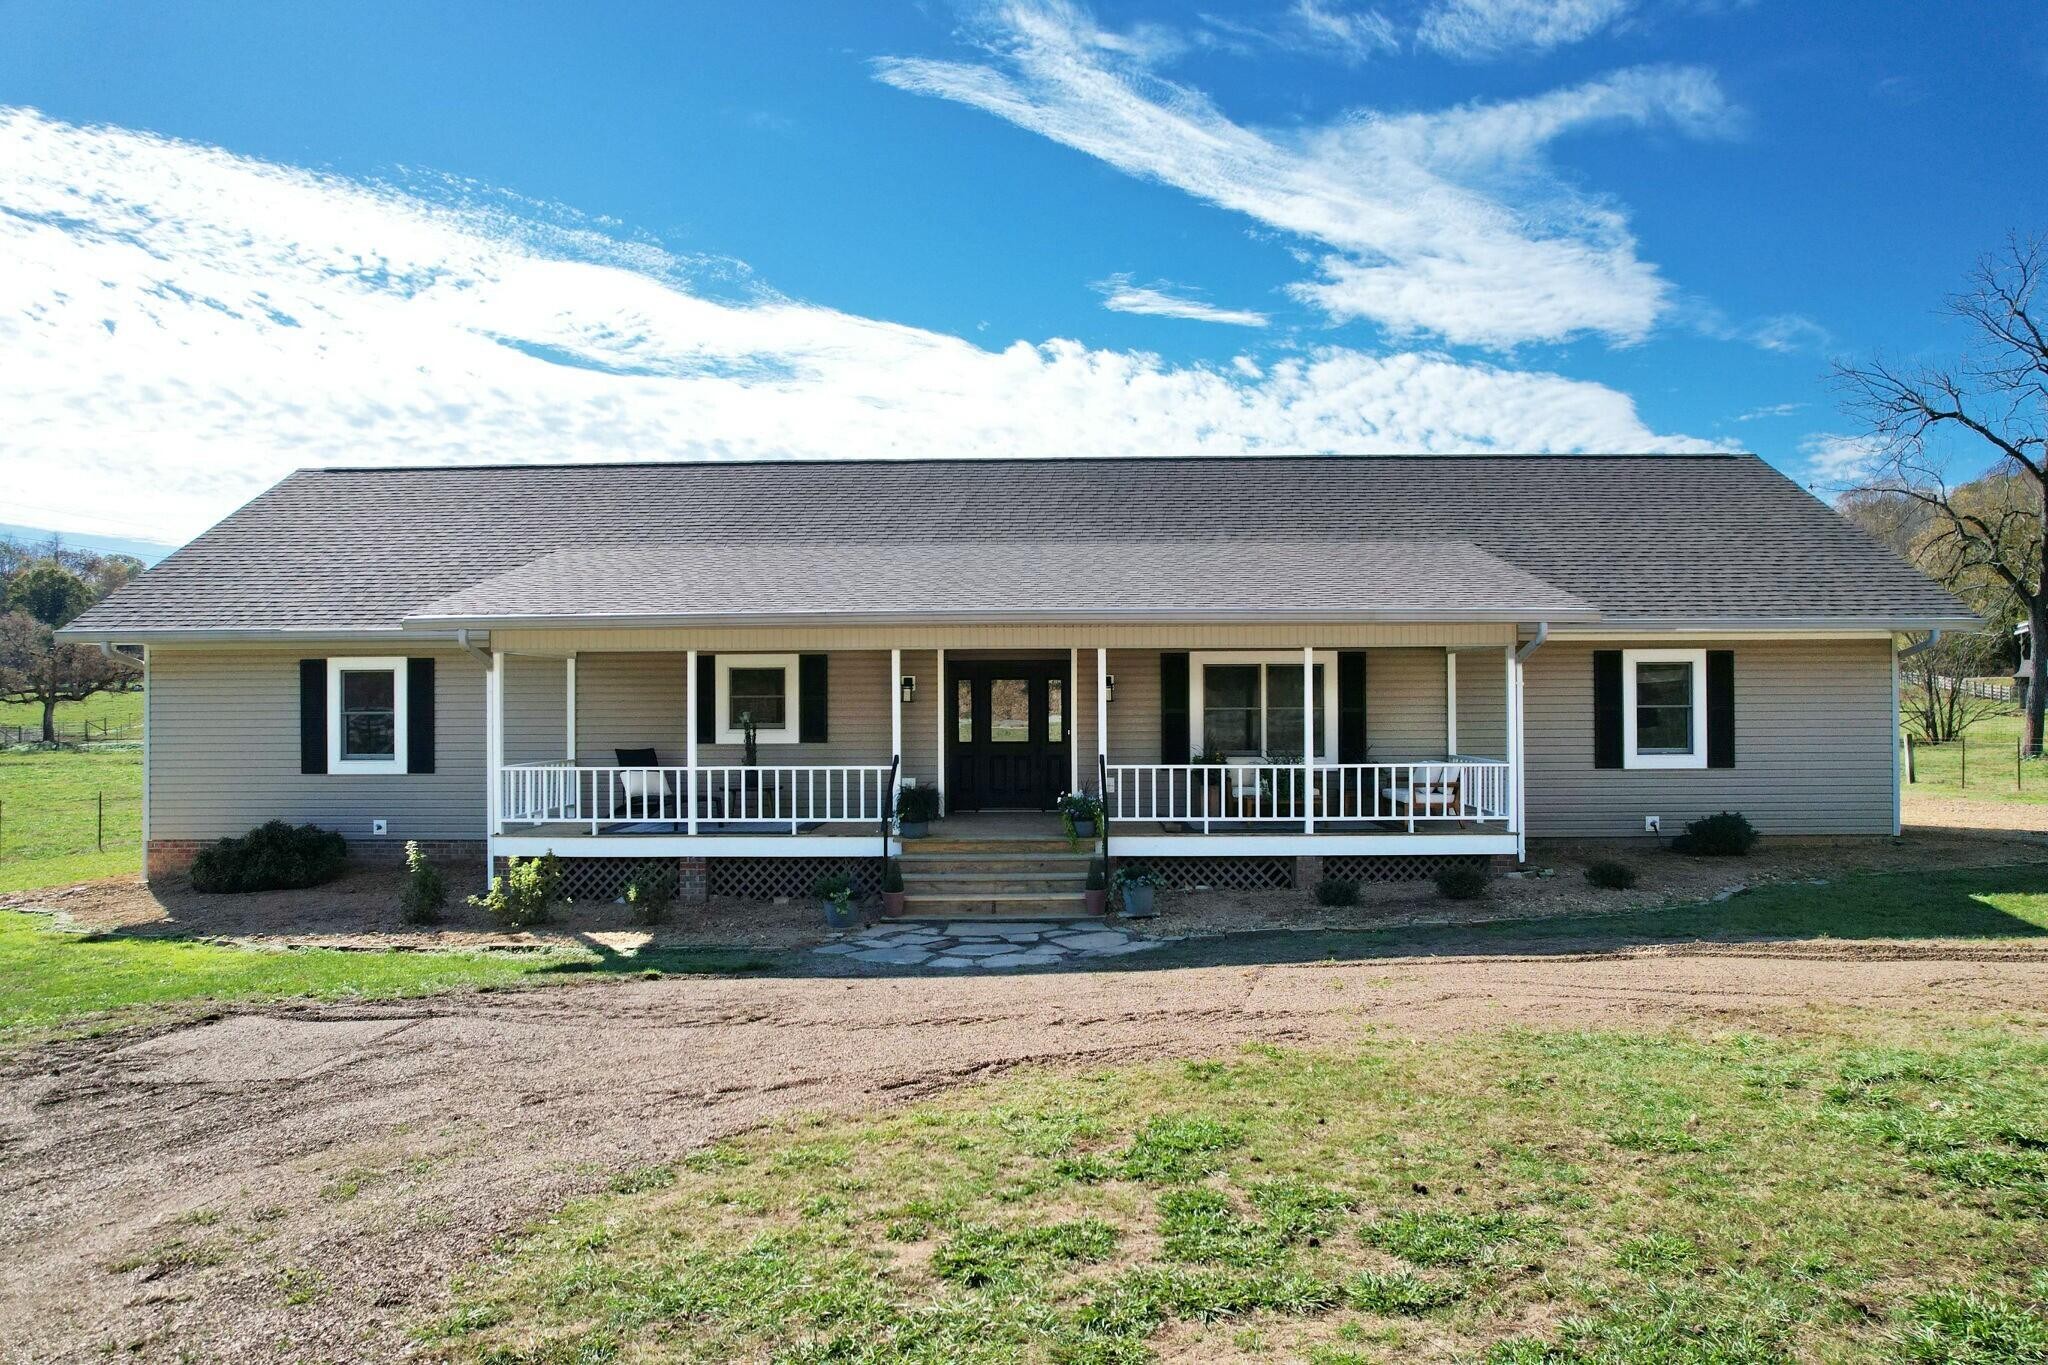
<box><xmin>1905</xmin><ymin>707</ymin><xmax>2048</xmax><ymax>806</ymax></box>
<box><xmin>0</xmin><ymin>746</ymin><xmax>143</xmax><ymax>892</ymax></box>
<box><xmin>0</xmin><ymin>909</ymin><xmax>774</xmax><ymax>1041</ymax></box>
<box><xmin>0</xmin><ymin>688</ymin><xmax>143</xmax><ymax>739</ymax></box>
<box><xmin>423</xmin><ymin>1024</ymin><xmax>2048</xmax><ymax>1363</ymax></box>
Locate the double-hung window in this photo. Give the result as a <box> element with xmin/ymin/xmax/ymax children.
<box><xmin>1621</xmin><ymin>648</ymin><xmax>1707</xmax><ymax>769</ymax></box>
<box><xmin>1189</xmin><ymin>654</ymin><xmax>1333</xmax><ymax>761</ymax></box>
<box><xmin>327</xmin><ymin>657</ymin><xmax>407</xmax><ymax>773</ymax></box>
<box><xmin>716</xmin><ymin>654</ymin><xmax>799</xmax><ymax>744</ymax></box>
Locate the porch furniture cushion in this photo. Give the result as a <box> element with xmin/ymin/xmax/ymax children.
<box><xmin>615</xmin><ymin>747</ymin><xmax>659</xmax><ymax>767</ymax></box>
<box><xmin>1382</xmin><ymin>765</ymin><xmax>1462</xmax><ymax>814</ymax></box>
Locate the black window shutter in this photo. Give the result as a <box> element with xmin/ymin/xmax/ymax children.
<box><xmin>1159</xmin><ymin>652</ymin><xmax>1190</xmax><ymax>764</ymax></box>
<box><xmin>1337</xmin><ymin>651</ymin><xmax>1368</xmax><ymax>763</ymax></box>
<box><xmin>1706</xmin><ymin>650</ymin><xmax>1735</xmax><ymax>769</ymax></box>
<box><xmin>299</xmin><ymin>659</ymin><xmax>327</xmax><ymax>774</ymax></box>
<box><xmin>1593</xmin><ymin>650</ymin><xmax>1623</xmax><ymax>769</ymax></box>
<box><xmin>696</xmin><ymin>653</ymin><xmax>716</xmax><ymax>743</ymax></box>
<box><xmin>799</xmin><ymin>654</ymin><xmax>829</xmax><ymax>744</ymax></box>
<box><xmin>406</xmin><ymin>657</ymin><xmax>436</xmax><ymax>774</ymax></box>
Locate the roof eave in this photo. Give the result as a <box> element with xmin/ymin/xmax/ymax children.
<box><xmin>398</xmin><ymin>606</ymin><xmax>1603</xmax><ymax>631</ymax></box>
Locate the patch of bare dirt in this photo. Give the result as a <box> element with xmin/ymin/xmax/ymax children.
<box><xmin>1</xmin><ymin>937</ymin><xmax>2046</xmax><ymax>1362</ymax></box>
<box><xmin>1903</xmin><ymin>791</ymin><xmax>2048</xmax><ymax>833</ymax></box>
<box><xmin>0</xmin><ymin>862</ymin><xmax>837</xmax><ymax>953</ymax></box>
<box><xmin>1131</xmin><ymin>827</ymin><xmax>2048</xmax><ymax>939</ymax></box>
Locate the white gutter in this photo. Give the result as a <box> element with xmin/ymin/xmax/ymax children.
<box><xmin>1896</xmin><ymin>629</ymin><xmax>1944</xmax><ymax>658</ymax></box>
<box><xmin>1514</xmin><ymin>621</ymin><xmax>1550</xmax><ymax>663</ymax></box>
<box><xmin>456</xmin><ymin>628</ymin><xmax>492</xmax><ymax>668</ymax></box>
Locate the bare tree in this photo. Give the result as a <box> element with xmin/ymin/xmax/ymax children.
<box><xmin>0</xmin><ymin>613</ymin><xmax>138</xmax><ymax>743</ymax></box>
<box><xmin>1836</xmin><ymin>233</ymin><xmax>2048</xmax><ymax>753</ymax></box>
<box><xmin>1899</xmin><ymin>631</ymin><xmax>2005</xmax><ymax>743</ymax></box>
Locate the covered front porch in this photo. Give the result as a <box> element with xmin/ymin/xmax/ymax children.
<box><xmin>482</xmin><ymin>630</ymin><xmax>1532</xmax><ymax>864</ymax></box>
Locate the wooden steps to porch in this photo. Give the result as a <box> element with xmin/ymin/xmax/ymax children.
<box><xmin>897</xmin><ymin>844</ymin><xmax>1097</xmax><ymax>918</ymax></box>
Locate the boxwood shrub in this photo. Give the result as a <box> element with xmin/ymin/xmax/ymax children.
<box><xmin>189</xmin><ymin>820</ymin><xmax>347</xmax><ymax>893</ymax></box>
<box><xmin>1671</xmin><ymin>811</ymin><xmax>1759</xmax><ymax>857</ymax></box>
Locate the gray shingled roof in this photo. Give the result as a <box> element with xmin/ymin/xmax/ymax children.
<box><xmin>405</xmin><ymin>540</ymin><xmax>1597</xmax><ymax>625</ymax></box>
<box><xmin>63</xmin><ymin>454</ymin><xmax>1976</xmax><ymax>635</ymax></box>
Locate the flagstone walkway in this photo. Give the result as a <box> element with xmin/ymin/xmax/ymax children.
<box><xmin>812</xmin><ymin>919</ymin><xmax>1165</xmax><ymax>970</ymax></box>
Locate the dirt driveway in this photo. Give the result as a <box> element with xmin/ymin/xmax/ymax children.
<box><xmin>3</xmin><ymin>933</ymin><xmax>2046</xmax><ymax>1364</ymax></box>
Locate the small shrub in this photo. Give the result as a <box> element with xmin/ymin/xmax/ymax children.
<box><xmin>1086</xmin><ymin>858</ymin><xmax>1109</xmax><ymax>891</ymax></box>
<box><xmin>189</xmin><ymin>820</ymin><xmax>346</xmax><ymax>893</ymax></box>
<box><xmin>814</xmin><ymin>871</ymin><xmax>854</xmax><ymax>902</ymax></box>
<box><xmin>466</xmin><ymin>852</ymin><xmax>565</xmax><ymax>928</ymax></box>
<box><xmin>1584</xmin><ymin>859</ymin><xmax>1637</xmax><ymax>891</ymax></box>
<box><xmin>623</xmin><ymin>865</ymin><xmax>676</xmax><ymax>925</ymax></box>
<box><xmin>895</xmin><ymin>786</ymin><xmax>941</xmax><ymax>824</ymax></box>
<box><xmin>399</xmin><ymin>840</ymin><xmax>446</xmax><ymax>924</ymax></box>
<box><xmin>1315</xmin><ymin>877</ymin><xmax>1360</xmax><ymax>907</ymax></box>
<box><xmin>881</xmin><ymin>858</ymin><xmax>905</xmax><ymax>894</ymax></box>
<box><xmin>1671</xmin><ymin>810</ymin><xmax>1759</xmax><ymax>857</ymax></box>
<box><xmin>1433</xmin><ymin>862</ymin><xmax>1490</xmax><ymax>901</ymax></box>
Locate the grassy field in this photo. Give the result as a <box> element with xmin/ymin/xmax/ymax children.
<box><xmin>1906</xmin><ymin>707</ymin><xmax>2048</xmax><ymax>806</ymax></box>
<box><xmin>0</xmin><ymin>688</ymin><xmax>143</xmax><ymax>738</ymax></box>
<box><xmin>0</xmin><ymin>910</ymin><xmax>772</xmax><ymax>1041</ymax></box>
<box><xmin>425</xmin><ymin>1022</ymin><xmax>2048</xmax><ymax>1363</ymax></box>
<box><xmin>0</xmin><ymin>746</ymin><xmax>142</xmax><ymax>892</ymax></box>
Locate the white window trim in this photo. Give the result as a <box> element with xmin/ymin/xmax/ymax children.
<box><xmin>1621</xmin><ymin>647</ymin><xmax>1707</xmax><ymax>770</ymax></box>
<box><xmin>1186</xmin><ymin>651</ymin><xmax>1339</xmax><ymax>761</ymax></box>
<box><xmin>716</xmin><ymin>653</ymin><xmax>800</xmax><ymax>745</ymax></box>
<box><xmin>327</xmin><ymin>656</ymin><xmax>408</xmax><ymax>775</ymax></box>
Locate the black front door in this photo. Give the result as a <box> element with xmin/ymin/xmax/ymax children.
<box><xmin>947</xmin><ymin>660</ymin><xmax>1070</xmax><ymax>810</ymax></box>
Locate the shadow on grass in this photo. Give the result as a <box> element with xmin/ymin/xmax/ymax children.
<box><xmin>530</xmin><ymin>930</ymin><xmax>781</xmax><ymax>979</ymax></box>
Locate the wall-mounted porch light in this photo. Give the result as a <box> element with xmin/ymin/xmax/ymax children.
<box><xmin>900</xmin><ymin>674</ymin><xmax>916</xmax><ymax>703</ymax></box>
<box><xmin>1104</xmin><ymin>674</ymin><xmax>1115</xmax><ymax>703</ymax></box>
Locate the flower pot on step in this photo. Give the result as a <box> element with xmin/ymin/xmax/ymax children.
<box><xmin>882</xmin><ymin>890</ymin><xmax>906</xmax><ymax>917</ymax></box>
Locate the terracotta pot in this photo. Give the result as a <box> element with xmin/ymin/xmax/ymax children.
<box><xmin>882</xmin><ymin>890</ymin><xmax>906</xmax><ymax>917</ymax></box>
<box><xmin>1085</xmin><ymin>888</ymin><xmax>1108</xmax><ymax>916</ymax></box>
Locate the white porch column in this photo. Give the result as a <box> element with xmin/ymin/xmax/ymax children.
<box><xmin>936</xmin><ymin>647</ymin><xmax>948</xmax><ymax>816</ymax></box>
<box><xmin>890</xmin><ymin>647</ymin><xmax>903</xmax><ymax>764</ymax></box>
<box><xmin>684</xmin><ymin>648</ymin><xmax>698</xmax><ymax>836</ymax></box>
<box><xmin>1070</xmin><ymin>647</ymin><xmax>1080</xmax><ymax>794</ymax></box>
<box><xmin>1508</xmin><ymin>643</ymin><xmax>1526</xmax><ymax>861</ymax></box>
<box><xmin>1889</xmin><ymin>634</ymin><xmax>1902</xmax><ymax>836</ymax></box>
<box><xmin>486</xmin><ymin>649</ymin><xmax>504</xmax><ymax>839</ymax></box>
<box><xmin>1095</xmin><ymin>647</ymin><xmax>1108</xmax><ymax>793</ymax></box>
<box><xmin>564</xmin><ymin>655</ymin><xmax>577</xmax><ymax>760</ymax></box>
<box><xmin>1445</xmin><ymin>650</ymin><xmax>1458</xmax><ymax>756</ymax></box>
<box><xmin>1302</xmin><ymin>645</ymin><xmax>1315</xmax><ymax>834</ymax></box>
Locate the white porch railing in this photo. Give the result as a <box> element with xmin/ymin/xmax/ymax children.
<box><xmin>1102</xmin><ymin>760</ymin><xmax>1512</xmax><ymax>833</ymax></box>
<box><xmin>499</xmin><ymin>761</ymin><xmax>895</xmax><ymax>835</ymax></box>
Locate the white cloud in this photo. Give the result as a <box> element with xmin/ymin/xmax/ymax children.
<box><xmin>1095</xmin><ymin>274</ymin><xmax>1269</xmax><ymax>326</ymax></box>
<box><xmin>0</xmin><ymin>106</ymin><xmax>1719</xmax><ymax>542</ymax></box>
<box><xmin>1418</xmin><ymin>0</ymin><xmax>1634</xmax><ymax>58</ymax></box>
<box><xmin>1287</xmin><ymin>1</ymin><xmax>1401</xmax><ymax>63</ymax></box>
<box><xmin>1736</xmin><ymin>401</ymin><xmax>1804</xmax><ymax>421</ymax></box>
<box><xmin>1801</xmin><ymin>432</ymin><xmax>1885</xmax><ymax>485</ymax></box>
<box><xmin>875</xmin><ymin>2</ymin><xmax>1737</xmax><ymax>347</ymax></box>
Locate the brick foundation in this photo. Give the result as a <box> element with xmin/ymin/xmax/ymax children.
<box><xmin>148</xmin><ymin>837</ymin><xmax>485</xmax><ymax>881</ymax></box>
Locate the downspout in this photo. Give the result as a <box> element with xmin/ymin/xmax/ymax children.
<box><xmin>1896</xmin><ymin>628</ymin><xmax>1942</xmax><ymax>659</ymax></box>
<box><xmin>457</xmin><ymin>628</ymin><xmax>491</xmax><ymax>667</ymax></box>
<box><xmin>1509</xmin><ymin>624</ymin><xmax>1549</xmax><ymax>863</ymax></box>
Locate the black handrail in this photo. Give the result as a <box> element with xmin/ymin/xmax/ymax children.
<box><xmin>881</xmin><ymin>753</ymin><xmax>900</xmax><ymax>879</ymax></box>
<box><xmin>1096</xmin><ymin>752</ymin><xmax>1111</xmax><ymax>866</ymax></box>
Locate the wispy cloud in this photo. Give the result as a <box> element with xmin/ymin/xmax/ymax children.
<box><xmin>875</xmin><ymin>1</ymin><xmax>1738</xmax><ymax>348</ymax></box>
<box><xmin>1736</xmin><ymin>401</ymin><xmax>1805</xmax><ymax>421</ymax></box>
<box><xmin>0</xmin><ymin>107</ymin><xmax>1719</xmax><ymax>542</ymax></box>
<box><xmin>1746</xmin><ymin>313</ymin><xmax>1831</xmax><ymax>353</ymax></box>
<box><xmin>1801</xmin><ymin>432</ymin><xmax>1885</xmax><ymax>485</ymax></box>
<box><xmin>1418</xmin><ymin>0</ymin><xmax>1634</xmax><ymax>58</ymax></box>
<box><xmin>1286</xmin><ymin>1</ymin><xmax>1401</xmax><ymax>63</ymax></box>
<box><xmin>1094</xmin><ymin>274</ymin><xmax>1269</xmax><ymax>326</ymax></box>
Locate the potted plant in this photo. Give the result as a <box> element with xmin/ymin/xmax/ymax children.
<box><xmin>1084</xmin><ymin>857</ymin><xmax>1109</xmax><ymax>916</ymax></box>
<box><xmin>739</xmin><ymin>711</ymin><xmax>762</xmax><ymax>810</ymax></box>
<box><xmin>896</xmin><ymin>785</ymin><xmax>941</xmax><ymax>838</ymax></box>
<box><xmin>1058</xmin><ymin>791</ymin><xmax>1104</xmax><ymax>849</ymax></box>
<box><xmin>881</xmin><ymin>858</ymin><xmax>906</xmax><ymax>916</ymax></box>
<box><xmin>815</xmin><ymin>871</ymin><xmax>860</xmax><ymax>929</ymax></box>
<box><xmin>1114</xmin><ymin>865</ymin><xmax>1158</xmax><ymax>919</ymax></box>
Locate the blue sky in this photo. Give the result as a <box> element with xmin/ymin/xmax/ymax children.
<box><xmin>3</xmin><ymin>0</ymin><xmax>2044</xmax><ymax>547</ymax></box>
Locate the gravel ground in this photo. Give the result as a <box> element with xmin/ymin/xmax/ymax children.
<box><xmin>3</xmin><ymin>930</ymin><xmax>2047</xmax><ymax>1363</ymax></box>
<box><xmin>1903</xmin><ymin>791</ymin><xmax>2048</xmax><ymax>833</ymax></box>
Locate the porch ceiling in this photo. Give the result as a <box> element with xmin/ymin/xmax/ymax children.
<box><xmin>404</xmin><ymin>539</ymin><xmax>1598</xmax><ymax>629</ymax></box>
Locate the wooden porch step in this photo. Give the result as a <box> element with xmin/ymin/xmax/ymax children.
<box><xmin>902</xmin><ymin>875</ymin><xmax>1090</xmax><ymax>896</ymax></box>
<box><xmin>899</xmin><ymin>891</ymin><xmax>1092</xmax><ymax>915</ymax></box>
<box><xmin>902</xmin><ymin>838</ymin><xmax>1079</xmax><ymax>854</ymax></box>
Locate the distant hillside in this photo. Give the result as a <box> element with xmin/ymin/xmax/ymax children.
<box><xmin>0</xmin><ymin>524</ymin><xmax>176</xmax><ymax>567</ymax></box>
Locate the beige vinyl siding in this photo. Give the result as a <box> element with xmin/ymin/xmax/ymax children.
<box><xmin>572</xmin><ymin>651</ymin><xmax>903</xmax><ymax>771</ymax></box>
<box><xmin>503</xmin><ymin>655</ymin><xmax>569</xmax><ymax>764</ymax></box>
<box><xmin>1366</xmin><ymin>649</ymin><xmax>1448</xmax><ymax>760</ymax></box>
<box><xmin>146</xmin><ymin>645</ymin><xmax>485</xmax><ymax>842</ymax></box>
<box><xmin>1524</xmin><ymin>637</ymin><xmax>1895</xmax><ymax>837</ymax></box>
<box><xmin>1453</xmin><ymin>648</ymin><xmax>1509</xmax><ymax>759</ymax></box>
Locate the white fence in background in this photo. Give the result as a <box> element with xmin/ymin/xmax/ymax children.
<box><xmin>1101</xmin><ymin>760</ymin><xmax>1511</xmax><ymax>833</ymax></box>
<box><xmin>499</xmin><ymin>761</ymin><xmax>895</xmax><ymax>835</ymax></box>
